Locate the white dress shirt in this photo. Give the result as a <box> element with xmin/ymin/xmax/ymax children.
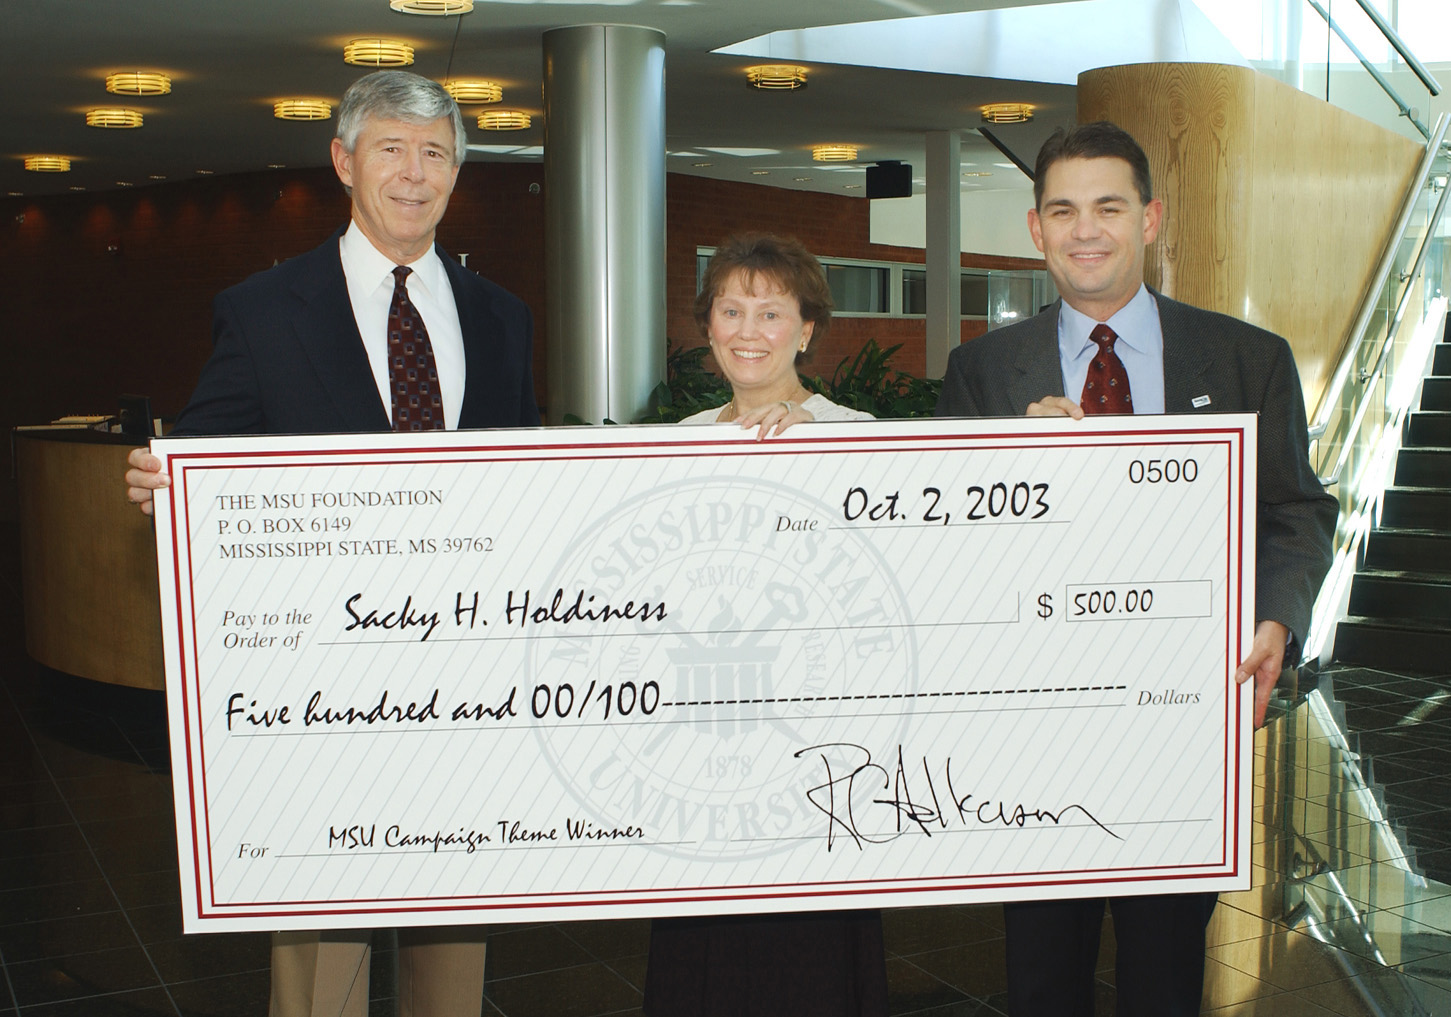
<box><xmin>338</xmin><ymin>221</ymin><xmax>467</xmax><ymax>429</ymax></box>
<box><xmin>1056</xmin><ymin>284</ymin><xmax>1165</xmax><ymax>415</ymax></box>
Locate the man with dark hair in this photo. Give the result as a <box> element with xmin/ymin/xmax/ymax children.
<box><xmin>937</xmin><ymin>120</ymin><xmax>1335</xmax><ymax>1015</ymax></box>
<box><xmin>125</xmin><ymin>70</ymin><xmax>537</xmax><ymax>1017</ymax></box>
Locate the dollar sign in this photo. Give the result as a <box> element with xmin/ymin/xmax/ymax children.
<box><xmin>1037</xmin><ymin>593</ymin><xmax>1054</xmax><ymax>619</ymax></box>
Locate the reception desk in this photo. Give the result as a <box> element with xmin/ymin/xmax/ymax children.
<box><xmin>15</xmin><ymin>427</ymin><xmax>164</xmax><ymax>690</ymax></box>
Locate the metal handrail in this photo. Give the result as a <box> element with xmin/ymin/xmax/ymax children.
<box><xmin>1352</xmin><ymin>0</ymin><xmax>1442</xmax><ymax>97</ymax></box>
<box><xmin>1304</xmin><ymin>0</ymin><xmax>1430</xmax><ymax>138</ymax></box>
<box><xmin>1319</xmin><ymin>172</ymin><xmax>1451</xmax><ymax>487</ymax></box>
<box><xmin>1308</xmin><ymin>113</ymin><xmax>1449</xmax><ymax>440</ymax></box>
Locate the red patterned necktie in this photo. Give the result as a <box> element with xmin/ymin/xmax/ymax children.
<box><xmin>387</xmin><ymin>265</ymin><xmax>445</xmax><ymax>431</ymax></box>
<box><xmin>1080</xmin><ymin>323</ymin><xmax>1133</xmax><ymax>415</ymax></box>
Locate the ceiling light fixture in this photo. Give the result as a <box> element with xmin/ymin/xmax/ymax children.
<box><xmin>812</xmin><ymin>144</ymin><xmax>857</xmax><ymax>162</ymax></box>
<box><xmin>751</xmin><ymin>170</ymin><xmax>769</xmax><ymax>176</ymax></box>
<box><xmin>273</xmin><ymin>100</ymin><xmax>332</xmax><ymax>121</ymax></box>
<box><xmin>692</xmin><ymin>162</ymin><xmax>712</xmax><ymax>168</ymax></box>
<box><xmin>24</xmin><ymin>156</ymin><xmax>71</xmax><ymax>172</ymax></box>
<box><xmin>444</xmin><ymin>80</ymin><xmax>502</xmax><ymax>103</ymax></box>
<box><xmin>69</xmin><ymin>186</ymin><xmax>86</xmax><ymax>191</ymax></box>
<box><xmin>149</xmin><ymin>174</ymin><xmax>166</xmax><ymax>180</ymax></box>
<box><xmin>344</xmin><ymin>39</ymin><xmax>414</xmax><ymax>66</ymax></box>
<box><xmin>196</xmin><ymin>169</ymin><xmax>214</xmax><ymax>175</ymax></box>
<box><xmin>390</xmin><ymin>0</ymin><xmax>473</xmax><ymax>12</ymax></box>
<box><xmin>745</xmin><ymin>65</ymin><xmax>808</xmax><ymax>90</ymax></box>
<box><xmin>793</xmin><ymin>176</ymin><xmax>811</xmax><ymax>182</ymax></box>
<box><xmin>86</xmin><ymin>108</ymin><xmax>143</xmax><ymax>128</ymax></box>
<box><xmin>267</xmin><ymin>164</ymin><xmax>286</xmax><ymax>169</ymax></box>
<box><xmin>478</xmin><ymin>110</ymin><xmax>530</xmax><ymax>130</ymax></box>
<box><xmin>106</xmin><ymin>72</ymin><xmax>171</xmax><ymax>96</ymax></box>
<box><xmin>962</xmin><ymin>170</ymin><xmax>993</xmax><ymax>177</ymax></box>
<box><xmin>980</xmin><ymin>102</ymin><xmax>1035</xmax><ymax>124</ymax></box>
<box><xmin>116</xmin><ymin>181</ymin><xmax>134</xmax><ymax>187</ymax></box>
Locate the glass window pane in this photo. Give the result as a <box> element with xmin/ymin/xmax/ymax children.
<box><xmin>826</xmin><ymin>264</ymin><xmax>889</xmax><ymax>313</ymax></box>
<box><xmin>988</xmin><ymin>272</ymin><xmax>1038</xmax><ymax>329</ymax></box>
<box><xmin>902</xmin><ymin>269</ymin><xmax>925</xmax><ymax>315</ymax></box>
<box><xmin>961</xmin><ymin>273</ymin><xmax>990</xmax><ymax>317</ymax></box>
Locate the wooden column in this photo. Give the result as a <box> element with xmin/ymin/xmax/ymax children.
<box><xmin>1079</xmin><ymin>63</ymin><xmax>1421</xmax><ymax>412</ymax></box>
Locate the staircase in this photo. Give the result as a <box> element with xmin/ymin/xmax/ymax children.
<box><xmin>1330</xmin><ymin>337</ymin><xmax>1451</xmax><ymax>674</ymax></box>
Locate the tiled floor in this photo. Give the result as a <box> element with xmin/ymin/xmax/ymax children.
<box><xmin>3</xmin><ymin>513</ymin><xmax>1451</xmax><ymax>1015</ymax></box>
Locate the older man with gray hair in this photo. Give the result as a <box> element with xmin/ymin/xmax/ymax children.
<box><xmin>125</xmin><ymin>70</ymin><xmax>538</xmax><ymax>1017</ymax></box>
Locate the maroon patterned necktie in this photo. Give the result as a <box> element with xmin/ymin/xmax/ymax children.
<box><xmin>387</xmin><ymin>265</ymin><xmax>445</xmax><ymax>431</ymax></box>
<box><xmin>1080</xmin><ymin>323</ymin><xmax>1133</xmax><ymax>415</ymax></box>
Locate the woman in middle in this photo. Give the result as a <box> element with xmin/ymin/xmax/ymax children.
<box><xmin>675</xmin><ymin>231</ymin><xmax>873</xmax><ymax>435</ymax></box>
<box><xmin>643</xmin><ymin>232</ymin><xmax>887</xmax><ymax>1017</ymax></box>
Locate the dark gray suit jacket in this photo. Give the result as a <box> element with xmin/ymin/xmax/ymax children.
<box><xmin>936</xmin><ymin>291</ymin><xmax>1336</xmax><ymax>651</ymax></box>
<box><xmin>175</xmin><ymin>228</ymin><xmax>539</xmax><ymax>435</ymax></box>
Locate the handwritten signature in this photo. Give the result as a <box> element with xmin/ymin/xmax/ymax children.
<box><xmin>793</xmin><ymin>742</ymin><xmax>1120</xmax><ymax>851</ymax></box>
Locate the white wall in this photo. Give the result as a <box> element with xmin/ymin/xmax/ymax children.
<box><xmin>869</xmin><ymin>187</ymin><xmax>1041</xmax><ymax>259</ymax></box>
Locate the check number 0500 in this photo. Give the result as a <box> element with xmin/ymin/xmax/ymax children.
<box><xmin>1127</xmin><ymin>458</ymin><xmax>1198</xmax><ymax>484</ymax></box>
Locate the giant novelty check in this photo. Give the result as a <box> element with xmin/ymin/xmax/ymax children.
<box><xmin>152</xmin><ymin>415</ymin><xmax>1256</xmax><ymax>933</ymax></box>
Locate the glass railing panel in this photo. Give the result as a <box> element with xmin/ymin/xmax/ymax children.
<box><xmin>1309</xmin><ymin>159</ymin><xmax>1447</xmax><ymax>541</ymax></box>
<box><xmin>1263</xmin><ymin>692</ymin><xmax>1449</xmax><ymax>1016</ymax></box>
<box><xmin>1282</xmin><ymin>131</ymin><xmax>1451</xmax><ymax>1013</ymax></box>
<box><xmin>1320</xmin><ymin>0</ymin><xmax>1431</xmax><ymax>140</ymax></box>
<box><xmin>1188</xmin><ymin>0</ymin><xmax>1437</xmax><ymax>140</ymax></box>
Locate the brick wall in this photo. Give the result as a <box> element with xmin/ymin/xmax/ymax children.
<box><xmin>0</xmin><ymin>167</ymin><xmax>1040</xmax><ymax>475</ymax></box>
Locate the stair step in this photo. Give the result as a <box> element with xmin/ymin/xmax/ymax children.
<box><xmin>1364</xmin><ymin>528</ymin><xmax>1451</xmax><ymax>573</ymax></box>
<box><xmin>1408</xmin><ymin>412</ymin><xmax>1451</xmax><ymax>447</ymax></box>
<box><xmin>1394</xmin><ymin>447</ymin><xmax>1451</xmax><ymax>487</ymax></box>
<box><xmin>1435</xmin><ymin>343</ymin><xmax>1451</xmax><ymax>376</ymax></box>
<box><xmin>1426</xmin><ymin>377</ymin><xmax>1451</xmax><ymax>411</ymax></box>
<box><xmin>1381</xmin><ymin>487</ymin><xmax>1451</xmax><ymax>531</ymax></box>
<box><xmin>1348</xmin><ymin>571</ymin><xmax>1451</xmax><ymax>621</ymax></box>
<box><xmin>1333</xmin><ymin>617</ymin><xmax>1451</xmax><ymax>674</ymax></box>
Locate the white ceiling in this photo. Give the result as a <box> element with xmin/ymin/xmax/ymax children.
<box><xmin>1</xmin><ymin>0</ymin><xmax>1078</xmax><ymax>198</ymax></box>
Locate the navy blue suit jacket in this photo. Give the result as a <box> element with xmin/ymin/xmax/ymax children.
<box><xmin>175</xmin><ymin>228</ymin><xmax>539</xmax><ymax>435</ymax></box>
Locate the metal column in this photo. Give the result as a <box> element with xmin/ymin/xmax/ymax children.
<box><xmin>925</xmin><ymin>130</ymin><xmax>962</xmax><ymax>379</ymax></box>
<box><xmin>543</xmin><ymin>25</ymin><xmax>666</xmax><ymax>425</ymax></box>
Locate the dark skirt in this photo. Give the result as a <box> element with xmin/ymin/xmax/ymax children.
<box><xmin>643</xmin><ymin>910</ymin><xmax>888</xmax><ymax>1017</ymax></box>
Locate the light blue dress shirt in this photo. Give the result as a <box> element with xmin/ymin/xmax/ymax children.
<box><xmin>1056</xmin><ymin>284</ymin><xmax>1165</xmax><ymax>414</ymax></box>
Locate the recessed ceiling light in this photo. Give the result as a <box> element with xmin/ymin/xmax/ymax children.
<box><xmin>444</xmin><ymin>80</ymin><xmax>503</xmax><ymax>103</ymax></box>
<box><xmin>692</xmin><ymin>162</ymin><xmax>713</xmax><ymax>168</ymax></box>
<box><xmin>745</xmin><ymin>65</ymin><xmax>808</xmax><ymax>90</ymax></box>
<box><xmin>478</xmin><ymin>110</ymin><xmax>531</xmax><ymax>130</ymax></box>
<box><xmin>7</xmin><ymin>191</ymin><xmax>23</xmax><ymax>196</ymax></box>
<box><xmin>700</xmin><ymin>147</ymin><xmax>779</xmax><ymax>157</ymax></box>
<box><xmin>962</xmin><ymin>171</ymin><xmax>993</xmax><ymax>177</ymax></box>
<box><xmin>106</xmin><ymin>72</ymin><xmax>171</xmax><ymax>96</ymax></box>
<box><xmin>343</xmin><ymin>39</ymin><xmax>414</xmax><ymax>67</ymax></box>
<box><xmin>196</xmin><ymin>169</ymin><xmax>214</xmax><ymax>175</ymax></box>
<box><xmin>793</xmin><ymin>176</ymin><xmax>811</xmax><ymax>182</ymax></box>
<box><xmin>69</xmin><ymin>186</ymin><xmax>86</xmax><ymax>191</ymax></box>
<box><xmin>116</xmin><ymin>181</ymin><xmax>134</xmax><ymax>187</ymax></box>
<box><xmin>980</xmin><ymin>103</ymin><xmax>1034</xmax><ymax>124</ymax></box>
<box><xmin>149</xmin><ymin>174</ymin><xmax>167</xmax><ymax>180</ymax></box>
<box><xmin>267</xmin><ymin>164</ymin><xmax>286</xmax><ymax>170</ymax></box>
<box><xmin>24</xmin><ymin>156</ymin><xmax>71</xmax><ymax>172</ymax></box>
<box><xmin>843</xmin><ymin>183</ymin><xmax>862</xmax><ymax>189</ymax></box>
<box><xmin>391</xmin><ymin>0</ymin><xmax>473</xmax><ymax>12</ymax></box>
<box><xmin>751</xmin><ymin>170</ymin><xmax>769</xmax><ymax>176</ymax></box>
<box><xmin>812</xmin><ymin>145</ymin><xmax>858</xmax><ymax>162</ymax></box>
<box><xmin>273</xmin><ymin>100</ymin><xmax>332</xmax><ymax>121</ymax></box>
<box><xmin>86</xmin><ymin>108</ymin><xmax>143</xmax><ymax>128</ymax></box>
